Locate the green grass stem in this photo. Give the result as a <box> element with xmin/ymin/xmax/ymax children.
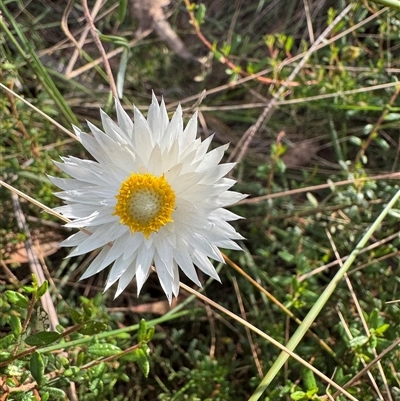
<box><xmin>367</xmin><ymin>0</ymin><xmax>400</xmax><ymax>9</ymax></box>
<box><xmin>37</xmin><ymin>309</ymin><xmax>193</xmax><ymax>354</ymax></box>
<box><xmin>0</xmin><ymin>4</ymin><xmax>79</xmax><ymax>126</ymax></box>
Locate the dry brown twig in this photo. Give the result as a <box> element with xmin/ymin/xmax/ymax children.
<box><xmin>182</xmin><ymin>0</ymin><xmax>302</xmax><ymax>88</ymax></box>
<box><xmin>62</xmin><ymin>0</ymin><xmax>105</xmax><ymax>77</ymax></box>
<box><xmin>10</xmin><ymin>193</ymin><xmax>59</xmax><ymax>332</ymax></box>
<box><xmin>228</xmin><ymin>3</ymin><xmax>354</xmax><ymax>165</ymax></box>
<box><xmin>81</xmin><ymin>0</ymin><xmax>118</xmax><ymax>98</ymax></box>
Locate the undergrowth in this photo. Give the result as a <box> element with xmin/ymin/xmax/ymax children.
<box><xmin>1</xmin><ymin>1</ymin><xmax>400</xmax><ymax>400</ymax></box>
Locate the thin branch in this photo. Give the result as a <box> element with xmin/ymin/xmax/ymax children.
<box><xmin>81</xmin><ymin>0</ymin><xmax>118</xmax><ymax>98</ymax></box>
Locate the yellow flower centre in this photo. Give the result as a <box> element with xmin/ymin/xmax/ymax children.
<box><xmin>113</xmin><ymin>173</ymin><xmax>176</xmax><ymax>238</ymax></box>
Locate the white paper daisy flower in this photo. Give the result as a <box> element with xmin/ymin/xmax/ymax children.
<box><xmin>50</xmin><ymin>94</ymin><xmax>245</xmax><ymax>302</ymax></box>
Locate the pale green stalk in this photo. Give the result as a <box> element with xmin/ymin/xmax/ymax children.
<box><xmin>37</xmin><ymin>309</ymin><xmax>193</xmax><ymax>354</ymax></box>
<box><xmin>367</xmin><ymin>0</ymin><xmax>400</xmax><ymax>9</ymax></box>
<box><xmin>249</xmin><ymin>188</ymin><xmax>400</xmax><ymax>400</ymax></box>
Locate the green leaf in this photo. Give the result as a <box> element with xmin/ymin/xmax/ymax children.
<box><xmin>370</xmin><ymin>335</ymin><xmax>377</xmax><ymax>349</ymax></box>
<box><xmin>138</xmin><ymin>319</ymin><xmax>147</xmax><ymax>342</ymax></box>
<box><xmin>32</xmin><ymin>274</ymin><xmax>39</xmax><ymax>289</ymax></box>
<box><xmin>96</xmin><ymin>31</ymin><xmax>129</xmax><ymax>48</ymax></box>
<box><xmin>384</xmin><ymin>112</ymin><xmax>400</xmax><ymax>121</ymax></box>
<box><xmin>375</xmin><ymin>323</ymin><xmax>390</xmax><ymax>336</ymax></box>
<box><xmin>25</xmin><ymin>331</ymin><xmax>60</xmax><ymax>346</ymax></box>
<box><xmin>39</xmin><ymin>391</ymin><xmax>50</xmax><ymax>401</ymax></box>
<box><xmin>89</xmin><ymin>377</ymin><xmax>102</xmax><ymax>394</ymax></box>
<box><xmin>374</xmin><ymin>137</ymin><xmax>389</xmax><ymax>150</ymax></box>
<box><xmin>278</xmin><ymin>250</ymin><xmax>294</xmax><ymax>263</ymax></box>
<box><xmin>30</xmin><ymin>352</ymin><xmax>45</xmax><ymax>386</ymax></box>
<box><xmin>302</xmin><ymin>369</ymin><xmax>317</xmax><ymax>391</ymax></box>
<box><xmin>145</xmin><ymin>326</ymin><xmax>155</xmax><ymax>342</ymax></box>
<box><xmin>306</xmin><ymin>387</ymin><xmax>318</xmax><ymax>397</ymax></box>
<box><xmin>117</xmin><ymin>48</ymin><xmax>128</xmax><ymax>98</ymax></box>
<box><xmin>291</xmin><ymin>390</ymin><xmax>306</xmax><ymax>400</ymax></box>
<box><xmin>134</xmin><ymin>348</ymin><xmax>150</xmax><ymax>378</ymax></box>
<box><xmin>40</xmin><ymin>387</ymin><xmax>66</xmax><ymax>399</ymax></box>
<box><xmin>369</xmin><ymin>309</ymin><xmax>379</xmax><ymax>329</ymax></box>
<box><xmin>306</xmin><ymin>192</ymin><xmax>318</xmax><ymax>207</ymax></box>
<box><xmin>64</xmin><ymin>367</ymin><xmax>80</xmax><ymax>377</ymax></box>
<box><xmin>349</xmin><ymin>335</ymin><xmax>368</xmax><ymax>348</ymax></box>
<box><xmin>90</xmin><ymin>362</ymin><xmax>106</xmax><ymax>378</ymax></box>
<box><xmin>69</xmin><ymin>309</ymin><xmax>85</xmax><ymax>324</ymax></box>
<box><xmin>79</xmin><ymin>321</ymin><xmax>107</xmax><ymax>335</ymax></box>
<box><xmin>80</xmin><ymin>298</ymin><xmax>94</xmax><ymax>318</ymax></box>
<box><xmin>36</xmin><ymin>281</ymin><xmax>49</xmax><ymax>298</ymax></box>
<box><xmin>118</xmin><ymin>0</ymin><xmax>127</xmax><ymax>23</ymax></box>
<box><xmin>120</xmin><ymin>349</ymin><xmax>140</xmax><ymax>363</ymax></box>
<box><xmin>195</xmin><ymin>3</ymin><xmax>206</xmax><ymax>25</ymax></box>
<box><xmin>285</xmin><ymin>36</ymin><xmax>294</xmax><ymax>53</ymax></box>
<box><xmin>0</xmin><ymin>352</ymin><xmax>12</xmax><ymax>362</ymax></box>
<box><xmin>9</xmin><ymin>314</ymin><xmax>22</xmax><ymax>336</ymax></box>
<box><xmin>0</xmin><ymin>333</ymin><xmax>15</xmax><ymax>349</ymax></box>
<box><xmin>349</xmin><ymin>135</ymin><xmax>362</xmax><ymax>146</ymax></box>
<box><xmin>5</xmin><ymin>290</ymin><xmax>29</xmax><ymax>308</ymax></box>
<box><xmin>6</xmin><ymin>363</ymin><xmax>22</xmax><ymax>377</ymax></box>
<box><xmin>87</xmin><ymin>343</ymin><xmax>122</xmax><ymax>357</ymax></box>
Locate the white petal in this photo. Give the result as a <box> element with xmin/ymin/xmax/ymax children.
<box><xmin>61</xmin><ymin>230</ymin><xmax>90</xmax><ymax>247</ymax></box>
<box><xmin>170</xmin><ymin>171</ymin><xmax>205</xmax><ymax>196</ymax></box>
<box><xmin>87</xmin><ymin>121</ymin><xmax>136</xmax><ymax>173</ymax></box>
<box><xmin>133</xmin><ymin>106</ymin><xmax>154</xmax><ymax>162</ymax></box>
<box><xmin>95</xmin><ymin>232</ymin><xmax>131</xmax><ymax>272</ymax></box>
<box><xmin>115</xmin><ymin>99</ymin><xmax>134</xmax><ymax>140</ymax></box>
<box><xmin>48</xmin><ymin>176</ymin><xmax>86</xmax><ymax>191</ymax></box>
<box><xmin>54</xmin><ymin>187</ymin><xmax>116</xmax><ymax>204</ymax></box>
<box><xmin>177</xmin><ymin>229</ymin><xmax>224</xmax><ymax>263</ymax></box>
<box><xmin>198</xmin><ymin>144</ymin><xmax>229</xmax><ymax>170</ymax></box>
<box><xmin>191</xmin><ymin>134</ymin><xmax>213</xmax><ymax>162</ymax></box>
<box><xmin>147</xmin><ymin>144</ymin><xmax>163</xmax><ymax>175</ymax></box>
<box><xmin>135</xmin><ymin>245</ymin><xmax>154</xmax><ymax>295</ymax></box>
<box><xmin>199</xmin><ymin>163</ymin><xmax>236</xmax><ymax>184</ymax></box>
<box><xmin>67</xmin><ymin>222</ymin><xmax>126</xmax><ymax>257</ymax></box>
<box><xmin>180</xmin><ymin>111</ymin><xmax>198</xmax><ymax>151</ymax></box>
<box><xmin>153</xmin><ymin>236</ymin><xmax>174</xmax><ymax>276</ymax></box>
<box><xmin>65</xmin><ymin>211</ymin><xmax>100</xmax><ymax>227</ymax></box>
<box><xmin>216</xmin><ymin>191</ymin><xmax>247</xmax><ymax>207</ymax></box>
<box><xmin>54</xmin><ymin>204</ymin><xmax>107</xmax><ymax>219</ymax></box>
<box><xmin>163</xmin><ymin>104</ymin><xmax>183</xmax><ymax>151</ymax></box>
<box><xmin>173</xmin><ymin>237</ymin><xmax>201</xmax><ymax>286</ymax></box>
<box><xmin>214</xmin><ymin>239</ymin><xmax>243</xmax><ymax>250</ymax></box>
<box><xmin>171</xmin><ymin>262</ymin><xmax>180</xmax><ymax>297</ymax></box>
<box><xmin>191</xmin><ymin>249</ymin><xmax>220</xmax><ymax>282</ymax></box>
<box><xmin>114</xmin><ymin>261</ymin><xmax>138</xmax><ymax>297</ymax></box>
<box><xmin>80</xmin><ymin>247</ymin><xmax>111</xmax><ymax>280</ymax></box>
<box><xmin>100</xmin><ymin>109</ymin><xmax>126</xmax><ymax>143</ymax></box>
<box><xmin>148</xmin><ymin>94</ymin><xmax>168</xmax><ymax>143</ymax></box>
<box><xmin>122</xmin><ymin>233</ymin><xmax>145</xmax><ymax>261</ymax></box>
<box><xmin>77</xmin><ymin>130</ymin><xmax>114</xmax><ymax>165</ymax></box>
<box><xmin>211</xmin><ymin>208</ymin><xmax>243</xmax><ymax>221</ymax></box>
<box><xmin>154</xmin><ymin>252</ymin><xmax>173</xmax><ymax>303</ymax></box>
<box><xmin>106</xmin><ymin>252</ymin><xmax>136</xmax><ymax>290</ymax></box>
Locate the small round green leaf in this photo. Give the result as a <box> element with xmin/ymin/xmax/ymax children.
<box><xmin>87</xmin><ymin>343</ymin><xmax>122</xmax><ymax>357</ymax></box>
<box><xmin>30</xmin><ymin>352</ymin><xmax>45</xmax><ymax>386</ymax></box>
<box><xmin>5</xmin><ymin>290</ymin><xmax>29</xmax><ymax>308</ymax></box>
<box><xmin>25</xmin><ymin>331</ymin><xmax>60</xmax><ymax>346</ymax></box>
